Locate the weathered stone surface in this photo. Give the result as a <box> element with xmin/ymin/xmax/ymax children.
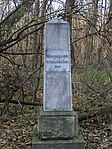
<box><xmin>32</xmin><ymin>144</ymin><xmax>85</xmax><ymax>149</ymax></box>
<box><xmin>45</xmin><ymin>72</ymin><xmax>72</xmax><ymax>111</ymax></box>
<box><xmin>45</xmin><ymin>51</ymin><xmax>70</xmax><ymax>72</ymax></box>
<box><xmin>32</xmin><ymin>127</ymin><xmax>85</xmax><ymax>149</ymax></box>
<box><xmin>39</xmin><ymin>109</ymin><xmax>78</xmax><ymax>140</ymax></box>
<box><xmin>45</xmin><ymin>18</ymin><xmax>69</xmax><ymax>51</ymax></box>
<box><xmin>32</xmin><ymin>18</ymin><xmax>85</xmax><ymax>149</ymax></box>
<box><xmin>44</xmin><ymin>18</ymin><xmax>72</xmax><ymax>111</ymax></box>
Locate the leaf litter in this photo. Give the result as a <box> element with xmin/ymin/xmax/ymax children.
<box><xmin>0</xmin><ymin>104</ymin><xmax>112</xmax><ymax>149</ymax></box>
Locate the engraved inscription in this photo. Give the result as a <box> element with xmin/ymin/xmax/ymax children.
<box><xmin>45</xmin><ymin>51</ymin><xmax>70</xmax><ymax>72</ymax></box>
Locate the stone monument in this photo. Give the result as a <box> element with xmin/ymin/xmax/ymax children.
<box><xmin>32</xmin><ymin>18</ymin><xmax>85</xmax><ymax>149</ymax></box>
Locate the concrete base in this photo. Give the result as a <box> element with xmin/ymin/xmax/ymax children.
<box><xmin>39</xmin><ymin>109</ymin><xmax>78</xmax><ymax>140</ymax></box>
<box><xmin>32</xmin><ymin>127</ymin><xmax>85</xmax><ymax>149</ymax></box>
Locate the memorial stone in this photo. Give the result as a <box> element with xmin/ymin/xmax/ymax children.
<box><xmin>32</xmin><ymin>18</ymin><xmax>85</xmax><ymax>149</ymax></box>
<box><xmin>44</xmin><ymin>18</ymin><xmax>72</xmax><ymax>111</ymax></box>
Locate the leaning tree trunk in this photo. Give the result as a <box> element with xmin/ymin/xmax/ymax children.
<box><xmin>65</xmin><ymin>0</ymin><xmax>75</xmax><ymax>69</ymax></box>
<box><xmin>87</xmin><ymin>0</ymin><xmax>98</xmax><ymax>66</ymax></box>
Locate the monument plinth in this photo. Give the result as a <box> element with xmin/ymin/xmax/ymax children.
<box><xmin>32</xmin><ymin>18</ymin><xmax>85</xmax><ymax>149</ymax></box>
<box><xmin>39</xmin><ymin>109</ymin><xmax>78</xmax><ymax>140</ymax></box>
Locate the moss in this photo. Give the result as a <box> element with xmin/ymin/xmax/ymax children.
<box><xmin>32</xmin><ymin>127</ymin><xmax>85</xmax><ymax>144</ymax></box>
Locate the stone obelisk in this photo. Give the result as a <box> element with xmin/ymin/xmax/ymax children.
<box><xmin>32</xmin><ymin>18</ymin><xmax>85</xmax><ymax>149</ymax></box>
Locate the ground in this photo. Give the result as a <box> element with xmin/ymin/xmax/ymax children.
<box><xmin>0</xmin><ymin>104</ymin><xmax>112</xmax><ymax>149</ymax></box>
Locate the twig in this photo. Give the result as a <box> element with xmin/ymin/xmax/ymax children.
<box><xmin>0</xmin><ymin>99</ymin><xmax>41</xmax><ymax>106</ymax></box>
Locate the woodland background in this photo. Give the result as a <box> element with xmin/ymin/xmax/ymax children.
<box><xmin>0</xmin><ymin>0</ymin><xmax>112</xmax><ymax>148</ymax></box>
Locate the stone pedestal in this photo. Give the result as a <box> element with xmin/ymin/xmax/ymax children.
<box><xmin>39</xmin><ymin>109</ymin><xmax>78</xmax><ymax>140</ymax></box>
<box><xmin>32</xmin><ymin>126</ymin><xmax>85</xmax><ymax>149</ymax></box>
<box><xmin>32</xmin><ymin>108</ymin><xmax>85</xmax><ymax>149</ymax></box>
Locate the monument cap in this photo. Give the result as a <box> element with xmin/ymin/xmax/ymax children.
<box><xmin>46</xmin><ymin>17</ymin><xmax>68</xmax><ymax>24</ymax></box>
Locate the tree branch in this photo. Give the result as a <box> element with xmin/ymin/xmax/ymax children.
<box><xmin>78</xmin><ymin>105</ymin><xmax>112</xmax><ymax>121</ymax></box>
<box><xmin>0</xmin><ymin>0</ymin><xmax>35</xmax><ymax>27</ymax></box>
<box><xmin>0</xmin><ymin>99</ymin><xmax>41</xmax><ymax>106</ymax></box>
<box><xmin>0</xmin><ymin>25</ymin><xmax>44</xmax><ymax>53</ymax></box>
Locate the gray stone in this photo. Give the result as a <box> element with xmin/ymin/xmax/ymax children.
<box><xmin>45</xmin><ymin>51</ymin><xmax>70</xmax><ymax>72</ymax></box>
<box><xmin>39</xmin><ymin>109</ymin><xmax>78</xmax><ymax>140</ymax></box>
<box><xmin>44</xmin><ymin>18</ymin><xmax>72</xmax><ymax>111</ymax></box>
<box><xmin>32</xmin><ymin>18</ymin><xmax>85</xmax><ymax>149</ymax></box>
<box><xmin>32</xmin><ymin>127</ymin><xmax>85</xmax><ymax>149</ymax></box>
<box><xmin>45</xmin><ymin>18</ymin><xmax>69</xmax><ymax>51</ymax></box>
<box><xmin>45</xmin><ymin>72</ymin><xmax>72</xmax><ymax>111</ymax></box>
